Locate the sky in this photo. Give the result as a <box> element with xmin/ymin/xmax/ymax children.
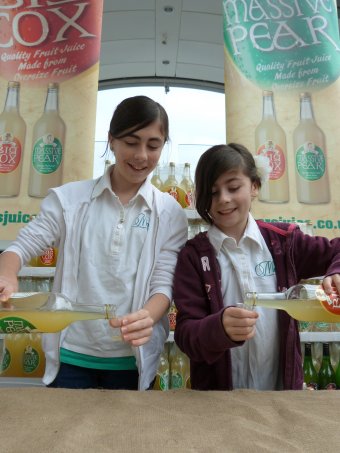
<box><xmin>93</xmin><ymin>85</ymin><xmax>226</xmax><ymax>178</ymax></box>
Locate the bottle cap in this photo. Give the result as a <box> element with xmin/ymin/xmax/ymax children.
<box><xmin>48</xmin><ymin>82</ymin><xmax>59</xmax><ymax>89</ymax></box>
<box><xmin>8</xmin><ymin>81</ymin><xmax>20</xmax><ymax>88</ymax></box>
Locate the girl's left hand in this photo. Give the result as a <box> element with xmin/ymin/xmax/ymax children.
<box><xmin>109</xmin><ymin>308</ymin><xmax>154</xmax><ymax>346</ymax></box>
<box><xmin>323</xmin><ymin>274</ymin><xmax>340</xmax><ymax>296</ymax></box>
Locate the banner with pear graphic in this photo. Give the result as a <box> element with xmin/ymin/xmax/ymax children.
<box><xmin>223</xmin><ymin>0</ymin><xmax>340</xmax><ymax>238</ymax></box>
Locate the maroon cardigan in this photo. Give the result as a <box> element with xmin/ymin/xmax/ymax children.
<box><xmin>173</xmin><ymin>222</ymin><xmax>340</xmax><ymax>390</ymax></box>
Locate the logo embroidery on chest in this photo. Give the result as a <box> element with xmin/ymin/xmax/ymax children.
<box><xmin>255</xmin><ymin>260</ymin><xmax>276</xmax><ymax>277</ymax></box>
<box><xmin>132</xmin><ymin>213</ymin><xmax>150</xmax><ymax>230</ymax></box>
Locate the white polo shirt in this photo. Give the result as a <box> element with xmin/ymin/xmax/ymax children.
<box><xmin>62</xmin><ymin>170</ymin><xmax>153</xmax><ymax>358</ymax></box>
<box><xmin>207</xmin><ymin>214</ymin><xmax>280</xmax><ymax>390</ymax></box>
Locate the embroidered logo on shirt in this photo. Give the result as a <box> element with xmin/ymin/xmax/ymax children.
<box><xmin>201</xmin><ymin>256</ymin><xmax>210</xmax><ymax>272</ymax></box>
<box><xmin>132</xmin><ymin>213</ymin><xmax>150</xmax><ymax>230</ymax></box>
<box><xmin>255</xmin><ymin>260</ymin><xmax>276</xmax><ymax>277</ymax></box>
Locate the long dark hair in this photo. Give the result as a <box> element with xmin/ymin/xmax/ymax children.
<box><xmin>195</xmin><ymin>143</ymin><xmax>261</xmax><ymax>224</ymax></box>
<box><xmin>109</xmin><ymin>95</ymin><xmax>169</xmax><ymax>142</ymax></box>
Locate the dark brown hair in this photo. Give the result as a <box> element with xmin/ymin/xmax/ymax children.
<box><xmin>195</xmin><ymin>143</ymin><xmax>261</xmax><ymax>224</ymax></box>
<box><xmin>109</xmin><ymin>95</ymin><xmax>169</xmax><ymax>142</ymax></box>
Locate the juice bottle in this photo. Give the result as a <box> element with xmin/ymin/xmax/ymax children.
<box><xmin>245</xmin><ymin>284</ymin><xmax>340</xmax><ymax>323</ymax></box>
<box><xmin>318</xmin><ymin>342</ymin><xmax>336</xmax><ymax>390</ymax></box>
<box><xmin>293</xmin><ymin>92</ymin><xmax>330</xmax><ymax>204</ymax></box>
<box><xmin>168</xmin><ymin>301</ymin><xmax>177</xmax><ymax>331</ymax></box>
<box><xmin>28</xmin><ymin>82</ymin><xmax>66</xmax><ymax>198</ymax></box>
<box><xmin>255</xmin><ymin>90</ymin><xmax>289</xmax><ymax>203</ymax></box>
<box><xmin>335</xmin><ymin>357</ymin><xmax>340</xmax><ymax>389</ymax></box>
<box><xmin>180</xmin><ymin>162</ymin><xmax>195</xmax><ymax>209</ymax></box>
<box><xmin>0</xmin><ymin>293</ymin><xmax>117</xmax><ymax>334</ymax></box>
<box><xmin>1</xmin><ymin>333</ymin><xmax>45</xmax><ymax>378</ymax></box>
<box><xmin>169</xmin><ymin>343</ymin><xmax>190</xmax><ymax>389</ymax></box>
<box><xmin>303</xmin><ymin>342</ymin><xmax>318</xmax><ymax>390</ymax></box>
<box><xmin>0</xmin><ymin>81</ymin><xmax>26</xmax><ymax>197</ymax></box>
<box><xmin>162</xmin><ymin>162</ymin><xmax>183</xmax><ymax>205</ymax></box>
<box><xmin>151</xmin><ymin>164</ymin><xmax>163</xmax><ymax>189</ymax></box>
<box><xmin>153</xmin><ymin>350</ymin><xmax>169</xmax><ymax>391</ymax></box>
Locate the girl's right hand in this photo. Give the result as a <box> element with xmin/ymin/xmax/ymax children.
<box><xmin>0</xmin><ymin>275</ymin><xmax>18</xmax><ymax>306</ymax></box>
<box><xmin>222</xmin><ymin>306</ymin><xmax>259</xmax><ymax>342</ymax></box>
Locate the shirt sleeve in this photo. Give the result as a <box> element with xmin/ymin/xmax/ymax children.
<box><xmin>5</xmin><ymin>191</ymin><xmax>63</xmax><ymax>266</ymax></box>
<box><xmin>148</xmin><ymin>198</ymin><xmax>188</xmax><ymax>301</ymax></box>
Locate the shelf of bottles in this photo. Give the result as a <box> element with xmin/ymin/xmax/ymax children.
<box><xmin>18</xmin><ymin>267</ymin><xmax>55</xmax><ymax>292</ymax></box>
<box><xmin>0</xmin><ymin>258</ymin><xmax>56</xmax><ymax>384</ymax></box>
<box><xmin>302</xmin><ymin>341</ymin><xmax>340</xmax><ymax>390</ymax></box>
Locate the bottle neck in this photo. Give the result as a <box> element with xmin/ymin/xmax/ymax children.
<box><xmin>183</xmin><ymin>165</ymin><xmax>190</xmax><ymax>180</ymax></box>
<box><xmin>169</xmin><ymin>164</ymin><xmax>176</xmax><ymax>178</ymax></box>
<box><xmin>154</xmin><ymin>165</ymin><xmax>160</xmax><ymax>177</ymax></box>
<box><xmin>322</xmin><ymin>343</ymin><xmax>330</xmax><ymax>358</ymax></box>
<box><xmin>262</xmin><ymin>94</ymin><xmax>276</xmax><ymax>120</ymax></box>
<box><xmin>3</xmin><ymin>85</ymin><xmax>20</xmax><ymax>112</ymax></box>
<box><xmin>304</xmin><ymin>343</ymin><xmax>312</xmax><ymax>358</ymax></box>
<box><xmin>246</xmin><ymin>291</ymin><xmax>286</xmax><ymax>302</ymax></box>
<box><xmin>44</xmin><ymin>88</ymin><xmax>59</xmax><ymax>113</ymax></box>
<box><xmin>299</xmin><ymin>96</ymin><xmax>314</xmax><ymax>121</ymax></box>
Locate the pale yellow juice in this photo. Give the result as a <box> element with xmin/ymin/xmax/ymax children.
<box><xmin>1</xmin><ymin>333</ymin><xmax>45</xmax><ymax>378</ymax></box>
<box><xmin>253</xmin><ymin>298</ymin><xmax>339</xmax><ymax>322</ymax></box>
<box><xmin>0</xmin><ymin>310</ymin><xmax>110</xmax><ymax>334</ymax></box>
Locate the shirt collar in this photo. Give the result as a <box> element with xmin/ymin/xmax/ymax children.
<box><xmin>207</xmin><ymin>213</ymin><xmax>263</xmax><ymax>254</ymax></box>
<box><xmin>91</xmin><ymin>164</ymin><xmax>153</xmax><ymax>210</ymax></box>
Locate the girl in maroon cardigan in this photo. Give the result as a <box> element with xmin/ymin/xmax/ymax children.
<box><xmin>173</xmin><ymin>143</ymin><xmax>340</xmax><ymax>390</ymax></box>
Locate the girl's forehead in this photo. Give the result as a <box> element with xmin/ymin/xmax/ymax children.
<box><xmin>214</xmin><ymin>168</ymin><xmax>244</xmax><ymax>184</ymax></box>
<box><xmin>125</xmin><ymin>119</ymin><xmax>164</xmax><ymax>138</ymax></box>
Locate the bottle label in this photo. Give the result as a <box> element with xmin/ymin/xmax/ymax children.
<box><xmin>170</xmin><ymin>372</ymin><xmax>183</xmax><ymax>389</ymax></box>
<box><xmin>185</xmin><ymin>191</ymin><xmax>194</xmax><ymax>208</ymax></box>
<box><xmin>167</xmin><ymin>186</ymin><xmax>179</xmax><ymax>201</ymax></box>
<box><xmin>159</xmin><ymin>371</ymin><xmax>169</xmax><ymax>391</ymax></box>
<box><xmin>1</xmin><ymin>348</ymin><xmax>11</xmax><ymax>372</ymax></box>
<box><xmin>23</xmin><ymin>345</ymin><xmax>40</xmax><ymax>373</ymax></box>
<box><xmin>257</xmin><ymin>141</ymin><xmax>285</xmax><ymax>180</ymax></box>
<box><xmin>168</xmin><ymin>307</ymin><xmax>177</xmax><ymax>331</ymax></box>
<box><xmin>295</xmin><ymin>142</ymin><xmax>326</xmax><ymax>181</ymax></box>
<box><xmin>316</xmin><ymin>286</ymin><xmax>340</xmax><ymax>317</ymax></box>
<box><xmin>32</xmin><ymin>134</ymin><xmax>63</xmax><ymax>174</ymax></box>
<box><xmin>39</xmin><ymin>247</ymin><xmax>56</xmax><ymax>266</ymax></box>
<box><xmin>0</xmin><ymin>132</ymin><xmax>22</xmax><ymax>173</ymax></box>
<box><xmin>0</xmin><ymin>317</ymin><xmax>37</xmax><ymax>334</ymax></box>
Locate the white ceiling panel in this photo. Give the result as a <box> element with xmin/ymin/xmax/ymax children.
<box><xmin>99</xmin><ymin>0</ymin><xmax>225</xmax><ymax>88</ymax></box>
<box><xmin>100</xmin><ymin>62</ymin><xmax>156</xmax><ymax>80</ymax></box>
<box><xmin>178</xmin><ymin>42</ymin><xmax>223</xmax><ymax>68</ymax></box>
<box><xmin>101</xmin><ymin>11</ymin><xmax>155</xmax><ymax>41</ymax></box>
<box><xmin>183</xmin><ymin>0</ymin><xmax>223</xmax><ymax>15</ymax></box>
<box><xmin>100</xmin><ymin>40</ymin><xmax>155</xmax><ymax>64</ymax></box>
<box><xmin>179</xmin><ymin>12</ymin><xmax>223</xmax><ymax>43</ymax></box>
<box><xmin>103</xmin><ymin>0</ymin><xmax>155</xmax><ymax>13</ymax></box>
